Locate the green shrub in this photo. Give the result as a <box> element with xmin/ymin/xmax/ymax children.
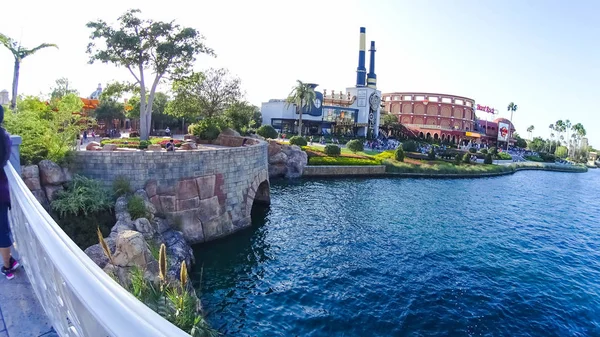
<box><xmin>51</xmin><ymin>175</ymin><xmax>114</xmax><ymax>249</ymax></box>
<box><xmin>480</xmin><ymin>148</ymin><xmax>488</xmax><ymax>154</ymax></box>
<box><xmin>52</xmin><ymin>175</ymin><xmax>113</xmax><ymax>217</ymax></box>
<box><xmin>463</xmin><ymin>152</ymin><xmax>472</xmax><ymax>164</ymax></box>
<box><xmin>289</xmin><ymin>136</ymin><xmax>308</xmax><ymax>146</ymax></box>
<box><xmin>525</xmin><ymin>155</ymin><xmax>544</xmax><ymax>162</ymax></box>
<box><xmin>128</xmin><ymin>195</ymin><xmax>149</xmax><ymax>220</ymax></box>
<box><xmin>539</xmin><ymin>153</ymin><xmax>556</xmax><ymax>162</ymax></box>
<box><xmin>453</xmin><ymin>153</ymin><xmax>461</xmax><ymax>165</ymax></box>
<box><xmin>496</xmin><ymin>152</ymin><xmax>512</xmax><ymax>160</ymax></box>
<box><xmin>468</xmin><ymin>147</ymin><xmax>477</xmax><ymax>153</ymax></box>
<box><xmin>489</xmin><ymin>147</ymin><xmax>498</xmax><ymax>156</ymax></box>
<box><xmin>346</xmin><ymin>139</ymin><xmax>364</xmax><ymax>153</ymax></box>
<box><xmin>113</xmin><ymin>176</ymin><xmax>132</xmax><ymax>198</ymax></box>
<box><xmin>309</xmin><ymin>156</ymin><xmax>380</xmax><ymax>166</ymax></box>
<box><xmin>394</xmin><ymin>147</ymin><xmax>405</xmax><ymax>162</ymax></box>
<box><xmin>189</xmin><ymin>120</ymin><xmax>221</xmax><ymax>140</ymax></box>
<box><xmin>428</xmin><ymin>147</ymin><xmax>436</xmax><ymax>160</ymax></box>
<box><xmin>484</xmin><ymin>153</ymin><xmax>493</xmax><ymax>164</ymax></box>
<box><xmin>402</xmin><ymin>140</ymin><xmax>418</xmax><ymax>152</ymax></box>
<box><xmin>257</xmin><ymin>125</ymin><xmax>278</xmax><ymax>139</ymax></box>
<box><xmin>324</xmin><ymin>144</ymin><xmax>341</xmax><ymax>156</ymax></box>
<box><xmin>138</xmin><ymin>140</ymin><xmax>151</xmax><ymax>149</ymax></box>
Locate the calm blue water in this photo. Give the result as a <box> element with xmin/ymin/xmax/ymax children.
<box><xmin>193</xmin><ymin>170</ymin><xmax>600</xmax><ymax>336</ymax></box>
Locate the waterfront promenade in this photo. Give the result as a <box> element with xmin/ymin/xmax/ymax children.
<box><xmin>0</xmin><ymin>251</ymin><xmax>56</xmax><ymax>337</ymax></box>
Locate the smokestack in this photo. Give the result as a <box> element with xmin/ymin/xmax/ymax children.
<box><xmin>356</xmin><ymin>27</ymin><xmax>367</xmax><ymax>87</ymax></box>
<box><xmin>367</xmin><ymin>41</ymin><xmax>377</xmax><ymax>89</ymax></box>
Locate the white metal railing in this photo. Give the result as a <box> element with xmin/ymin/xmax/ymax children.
<box><xmin>5</xmin><ymin>161</ymin><xmax>191</xmax><ymax>337</ymax></box>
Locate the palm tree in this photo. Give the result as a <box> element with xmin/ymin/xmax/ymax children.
<box><xmin>285</xmin><ymin>80</ymin><xmax>316</xmax><ymax>137</ymax></box>
<box><xmin>554</xmin><ymin>120</ymin><xmax>565</xmax><ymax>145</ymax></box>
<box><xmin>0</xmin><ymin>33</ymin><xmax>57</xmax><ymax>110</ymax></box>
<box><xmin>506</xmin><ymin>102</ymin><xmax>518</xmax><ymax>150</ymax></box>
<box><xmin>527</xmin><ymin>125</ymin><xmax>535</xmax><ymax>140</ymax></box>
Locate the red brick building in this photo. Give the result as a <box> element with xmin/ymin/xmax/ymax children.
<box><xmin>382</xmin><ymin>92</ymin><xmax>515</xmax><ymax>146</ymax></box>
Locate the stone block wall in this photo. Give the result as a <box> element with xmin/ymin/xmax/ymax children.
<box><xmin>71</xmin><ymin>141</ymin><xmax>270</xmax><ymax>244</ymax></box>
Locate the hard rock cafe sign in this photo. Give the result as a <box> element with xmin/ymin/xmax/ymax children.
<box><xmin>476</xmin><ymin>104</ymin><xmax>495</xmax><ymax>114</ymax></box>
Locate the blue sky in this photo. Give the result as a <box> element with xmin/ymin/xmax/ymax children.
<box><xmin>1</xmin><ymin>0</ymin><xmax>598</xmax><ymax>147</ymax></box>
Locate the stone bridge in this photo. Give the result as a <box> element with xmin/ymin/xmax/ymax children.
<box><xmin>70</xmin><ymin>136</ymin><xmax>270</xmax><ymax>244</ymax></box>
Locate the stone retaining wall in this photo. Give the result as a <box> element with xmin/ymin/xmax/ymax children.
<box><xmin>71</xmin><ymin>139</ymin><xmax>270</xmax><ymax>244</ymax></box>
<box><xmin>303</xmin><ymin>165</ymin><xmax>386</xmax><ymax>177</ymax></box>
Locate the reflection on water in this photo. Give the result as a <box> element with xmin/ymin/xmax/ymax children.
<box><xmin>193</xmin><ymin>170</ymin><xmax>600</xmax><ymax>336</ymax></box>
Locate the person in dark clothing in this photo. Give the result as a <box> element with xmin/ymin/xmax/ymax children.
<box><xmin>166</xmin><ymin>139</ymin><xmax>175</xmax><ymax>151</ymax></box>
<box><xmin>0</xmin><ymin>105</ymin><xmax>19</xmax><ymax>280</ymax></box>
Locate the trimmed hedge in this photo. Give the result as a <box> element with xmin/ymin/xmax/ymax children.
<box><xmin>324</xmin><ymin>144</ymin><xmax>341</xmax><ymax>156</ymax></box>
<box><xmin>257</xmin><ymin>125</ymin><xmax>278</xmax><ymax>139</ymax></box>
<box><xmin>289</xmin><ymin>136</ymin><xmax>308</xmax><ymax>146</ymax></box>
<box><xmin>394</xmin><ymin>147</ymin><xmax>405</xmax><ymax>162</ymax></box>
<box><xmin>484</xmin><ymin>153</ymin><xmax>493</xmax><ymax>164</ymax></box>
<box><xmin>346</xmin><ymin>139</ymin><xmax>364</xmax><ymax>153</ymax></box>
<box><xmin>309</xmin><ymin>156</ymin><xmax>380</xmax><ymax>166</ymax></box>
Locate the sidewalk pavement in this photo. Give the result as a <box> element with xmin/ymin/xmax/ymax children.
<box><xmin>0</xmin><ymin>250</ymin><xmax>57</xmax><ymax>337</ymax></box>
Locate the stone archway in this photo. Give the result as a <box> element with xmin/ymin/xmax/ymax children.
<box><xmin>434</xmin><ymin>133</ymin><xmax>439</xmax><ymax>141</ymax></box>
<box><xmin>419</xmin><ymin>132</ymin><xmax>424</xmax><ymax>139</ymax></box>
<box><xmin>244</xmin><ymin>175</ymin><xmax>271</xmax><ymax>218</ymax></box>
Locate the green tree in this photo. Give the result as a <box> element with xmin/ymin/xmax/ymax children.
<box><xmin>0</xmin><ymin>33</ymin><xmax>58</xmax><ymax>110</ymax></box>
<box><xmin>257</xmin><ymin>125</ymin><xmax>278</xmax><ymax>139</ymax></box>
<box><xmin>128</xmin><ymin>92</ymin><xmax>173</xmax><ymax>130</ymax></box>
<box><xmin>381</xmin><ymin>114</ymin><xmax>398</xmax><ymax>128</ymax></box>
<box><xmin>94</xmin><ymin>100</ymin><xmax>125</xmax><ymax>126</ymax></box>
<box><xmin>526</xmin><ymin>125</ymin><xmax>534</xmax><ymax>140</ymax></box>
<box><xmin>167</xmin><ymin>69</ymin><xmax>242</xmax><ymax>121</ymax></box>
<box><xmin>529</xmin><ymin>137</ymin><xmax>546</xmax><ymax>152</ymax></box>
<box><xmin>514</xmin><ymin>132</ymin><xmax>527</xmax><ymax>148</ymax></box>
<box><xmin>506</xmin><ymin>102</ymin><xmax>518</xmax><ymax>148</ymax></box>
<box><xmin>223</xmin><ymin>101</ymin><xmax>259</xmax><ymax>134</ymax></box>
<box><xmin>50</xmin><ymin>78</ymin><xmax>79</xmax><ymax>100</ymax></box>
<box><xmin>346</xmin><ymin>139</ymin><xmax>364</xmax><ymax>153</ymax></box>
<box><xmin>555</xmin><ymin>146</ymin><xmax>568</xmax><ymax>158</ymax></box>
<box><xmin>285</xmin><ymin>80</ymin><xmax>316</xmax><ymax>136</ymax></box>
<box><xmin>86</xmin><ymin>9</ymin><xmax>214</xmax><ymax>140</ymax></box>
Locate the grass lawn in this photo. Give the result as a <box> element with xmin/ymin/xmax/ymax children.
<box><xmin>383</xmin><ymin>159</ymin><xmax>514</xmax><ymax>175</ymax></box>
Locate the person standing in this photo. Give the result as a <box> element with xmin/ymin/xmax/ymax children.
<box><xmin>0</xmin><ymin>106</ymin><xmax>19</xmax><ymax>280</ymax></box>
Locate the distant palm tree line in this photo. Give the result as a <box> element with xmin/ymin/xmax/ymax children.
<box><xmin>0</xmin><ymin>33</ymin><xmax>58</xmax><ymax>110</ymax></box>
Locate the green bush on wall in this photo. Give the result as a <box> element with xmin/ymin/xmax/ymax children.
<box><xmin>402</xmin><ymin>140</ymin><xmax>418</xmax><ymax>152</ymax></box>
<box><xmin>394</xmin><ymin>147</ymin><xmax>405</xmax><ymax>162</ymax></box>
<box><xmin>484</xmin><ymin>153</ymin><xmax>493</xmax><ymax>164</ymax></box>
<box><xmin>50</xmin><ymin>175</ymin><xmax>115</xmax><ymax>248</ymax></box>
<box><xmin>188</xmin><ymin>120</ymin><xmax>221</xmax><ymax>140</ymax></box>
<box><xmin>463</xmin><ymin>152</ymin><xmax>472</xmax><ymax>164</ymax></box>
<box><xmin>128</xmin><ymin>195</ymin><xmax>150</xmax><ymax>220</ymax></box>
<box><xmin>480</xmin><ymin>148</ymin><xmax>488</xmax><ymax>154</ymax></box>
<box><xmin>324</xmin><ymin>144</ymin><xmax>341</xmax><ymax>156</ymax></box>
<box><xmin>346</xmin><ymin>139</ymin><xmax>364</xmax><ymax>153</ymax></box>
<box><xmin>257</xmin><ymin>125</ymin><xmax>279</xmax><ymax>139</ymax></box>
<box><xmin>289</xmin><ymin>136</ymin><xmax>308</xmax><ymax>146</ymax></box>
<box><xmin>468</xmin><ymin>148</ymin><xmax>477</xmax><ymax>153</ymax></box>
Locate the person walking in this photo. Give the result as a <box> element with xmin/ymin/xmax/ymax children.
<box><xmin>0</xmin><ymin>106</ymin><xmax>19</xmax><ymax>280</ymax></box>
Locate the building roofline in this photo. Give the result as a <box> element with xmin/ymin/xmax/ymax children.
<box><xmin>382</xmin><ymin>92</ymin><xmax>475</xmax><ymax>102</ymax></box>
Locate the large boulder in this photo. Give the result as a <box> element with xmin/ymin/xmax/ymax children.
<box><xmin>268</xmin><ymin>151</ymin><xmax>288</xmax><ymax>165</ymax></box>
<box><xmin>22</xmin><ymin>165</ymin><xmax>42</xmax><ymax>191</ymax></box>
<box><xmin>85</xmin><ymin>141</ymin><xmax>101</xmax><ymax>151</ymax></box>
<box><xmin>283</xmin><ymin>145</ymin><xmax>308</xmax><ymax>179</ymax></box>
<box><xmin>111</xmin><ymin>230</ymin><xmax>153</xmax><ymax>268</ymax></box>
<box><xmin>102</xmin><ymin>144</ymin><xmax>118</xmax><ymax>151</ymax></box>
<box><xmin>44</xmin><ymin>185</ymin><xmax>64</xmax><ymax>202</ymax></box>
<box><xmin>38</xmin><ymin>160</ymin><xmax>67</xmax><ymax>185</ymax></box>
<box><xmin>268</xmin><ymin>141</ymin><xmax>282</xmax><ymax>157</ymax></box>
<box><xmin>268</xmin><ymin>164</ymin><xmax>287</xmax><ymax>178</ymax></box>
<box><xmin>134</xmin><ymin>218</ymin><xmax>157</xmax><ymax>240</ymax></box>
<box><xmin>179</xmin><ymin>142</ymin><xmax>197</xmax><ymax>151</ymax></box>
<box><xmin>109</xmin><ymin>219</ymin><xmax>135</xmax><ymax>238</ymax></box>
<box><xmin>84</xmin><ymin>237</ymin><xmax>116</xmax><ymax>269</ymax></box>
<box><xmin>115</xmin><ymin>196</ymin><xmax>131</xmax><ymax>222</ymax></box>
<box><xmin>161</xmin><ymin>230</ymin><xmax>195</xmax><ymax>280</ymax></box>
<box><xmin>147</xmin><ymin>144</ymin><xmax>162</xmax><ymax>152</ymax></box>
<box><xmin>220</xmin><ymin>128</ymin><xmax>241</xmax><ymax>137</ymax></box>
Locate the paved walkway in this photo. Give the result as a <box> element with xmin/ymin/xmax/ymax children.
<box><xmin>0</xmin><ymin>250</ymin><xmax>56</xmax><ymax>337</ymax></box>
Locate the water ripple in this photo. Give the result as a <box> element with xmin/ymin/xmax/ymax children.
<box><xmin>194</xmin><ymin>170</ymin><xmax>600</xmax><ymax>336</ymax></box>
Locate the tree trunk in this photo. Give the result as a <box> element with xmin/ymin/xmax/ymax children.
<box><xmin>10</xmin><ymin>60</ymin><xmax>20</xmax><ymax>110</ymax></box>
<box><xmin>298</xmin><ymin>102</ymin><xmax>303</xmax><ymax>137</ymax></box>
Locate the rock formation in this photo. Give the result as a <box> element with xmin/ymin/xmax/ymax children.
<box><xmin>267</xmin><ymin>141</ymin><xmax>308</xmax><ymax>178</ymax></box>
<box><xmin>85</xmin><ymin>193</ymin><xmax>194</xmax><ymax>285</ymax></box>
<box><xmin>22</xmin><ymin>160</ymin><xmax>73</xmax><ymax>207</ymax></box>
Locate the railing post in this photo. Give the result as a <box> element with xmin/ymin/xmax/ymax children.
<box><xmin>9</xmin><ymin>135</ymin><xmax>21</xmax><ymax>175</ymax></box>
